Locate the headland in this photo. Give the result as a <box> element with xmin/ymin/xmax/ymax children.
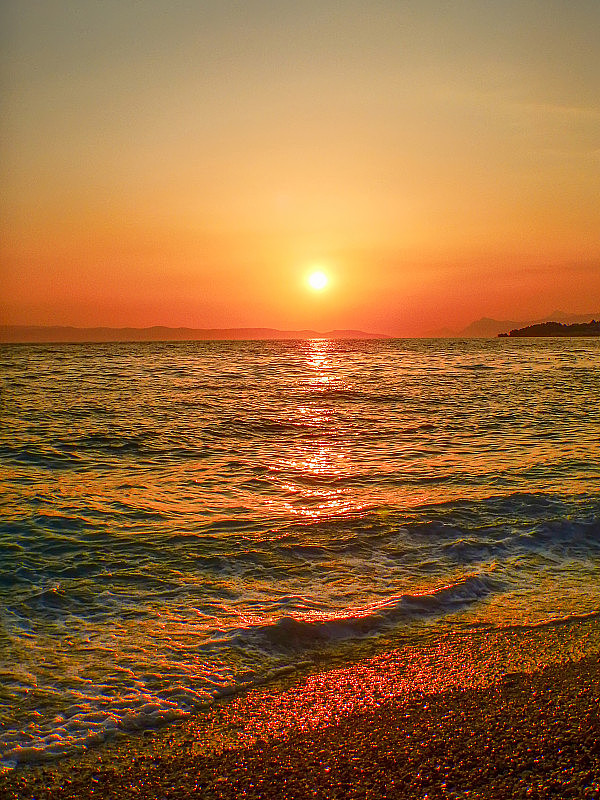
<box><xmin>499</xmin><ymin>320</ymin><xmax>600</xmax><ymax>337</ymax></box>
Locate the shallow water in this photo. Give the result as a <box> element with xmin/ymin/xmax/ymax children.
<box><xmin>1</xmin><ymin>337</ymin><xmax>599</xmax><ymax>765</ymax></box>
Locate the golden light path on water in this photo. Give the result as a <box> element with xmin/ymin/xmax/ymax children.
<box><xmin>266</xmin><ymin>339</ymin><xmax>358</xmax><ymax>521</ymax></box>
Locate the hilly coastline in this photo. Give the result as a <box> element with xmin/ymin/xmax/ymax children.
<box><xmin>3</xmin><ymin>315</ymin><xmax>600</xmax><ymax>342</ymax></box>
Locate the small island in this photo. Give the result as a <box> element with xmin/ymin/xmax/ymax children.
<box><xmin>499</xmin><ymin>320</ymin><xmax>600</xmax><ymax>337</ymax></box>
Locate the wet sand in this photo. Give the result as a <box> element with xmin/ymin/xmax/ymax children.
<box><xmin>3</xmin><ymin>649</ymin><xmax>600</xmax><ymax>800</ymax></box>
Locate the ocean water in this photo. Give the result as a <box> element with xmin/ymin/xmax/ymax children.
<box><xmin>1</xmin><ymin>337</ymin><xmax>600</xmax><ymax>766</ymax></box>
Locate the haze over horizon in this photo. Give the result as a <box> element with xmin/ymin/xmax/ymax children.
<box><xmin>2</xmin><ymin>1</ymin><xmax>599</xmax><ymax>336</ymax></box>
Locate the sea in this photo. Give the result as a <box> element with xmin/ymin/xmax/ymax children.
<box><xmin>1</xmin><ymin>337</ymin><xmax>600</xmax><ymax>768</ymax></box>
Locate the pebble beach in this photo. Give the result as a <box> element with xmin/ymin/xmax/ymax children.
<box><xmin>3</xmin><ymin>645</ymin><xmax>600</xmax><ymax>800</ymax></box>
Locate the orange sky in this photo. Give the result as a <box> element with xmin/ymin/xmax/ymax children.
<box><xmin>2</xmin><ymin>1</ymin><xmax>599</xmax><ymax>335</ymax></box>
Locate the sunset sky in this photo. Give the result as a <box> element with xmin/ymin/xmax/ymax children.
<box><xmin>2</xmin><ymin>1</ymin><xmax>599</xmax><ymax>335</ymax></box>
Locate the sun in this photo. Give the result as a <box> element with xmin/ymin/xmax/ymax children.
<box><xmin>307</xmin><ymin>270</ymin><xmax>329</xmax><ymax>291</ymax></box>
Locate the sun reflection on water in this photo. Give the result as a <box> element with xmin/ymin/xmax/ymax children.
<box><xmin>265</xmin><ymin>338</ymin><xmax>366</xmax><ymax>521</ymax></box>
<box><xmin>305</xmin><ymin>338</ymin><xmax>332</xmax><ymax>382</ymax></box>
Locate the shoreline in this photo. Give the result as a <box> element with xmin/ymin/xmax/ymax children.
<box><xmin>4</xmin><ymin>640</ymin><xmax>600</xmax><ymax>799</ymax></box>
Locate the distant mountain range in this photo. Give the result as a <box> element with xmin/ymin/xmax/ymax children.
<box><xmin>0</xmin><ymin>325</ymin><xmax>388</xmax><ymax>343</ymax></box>
<box><xmin>3</xmin><ymin>312</ymin><xmax>599</xmax><ymax>342</ymax></box>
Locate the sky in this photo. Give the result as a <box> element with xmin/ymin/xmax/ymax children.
<box><xmin>2</xmin><ymin>0</ymin><xmax>599</xmax><ymax>335</ymax></box>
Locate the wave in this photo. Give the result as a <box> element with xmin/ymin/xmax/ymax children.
<box><xmin>0</xmin><ymin>445</ymin><xmax>83</xmax><ymax>470</ymax></box>
<box><xmin>297</xmin><ymin>387</ymin><xmax>409</xmax><ymax>404</ymax></box>
<box><xmin>223</xmin><ymin>573</ymin><xmax>500</xmax><ymax>652</ymax></box>
<box><xmin>457</xmin><ymin>363</ymin><xmax>496</xmax><ymax>371</ymax></box>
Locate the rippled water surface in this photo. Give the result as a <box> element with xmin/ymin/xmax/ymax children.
<box><xmin>1</xmin><ymin>338</ymin><xmax>599</xmax><ymax>765</ymax></box>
